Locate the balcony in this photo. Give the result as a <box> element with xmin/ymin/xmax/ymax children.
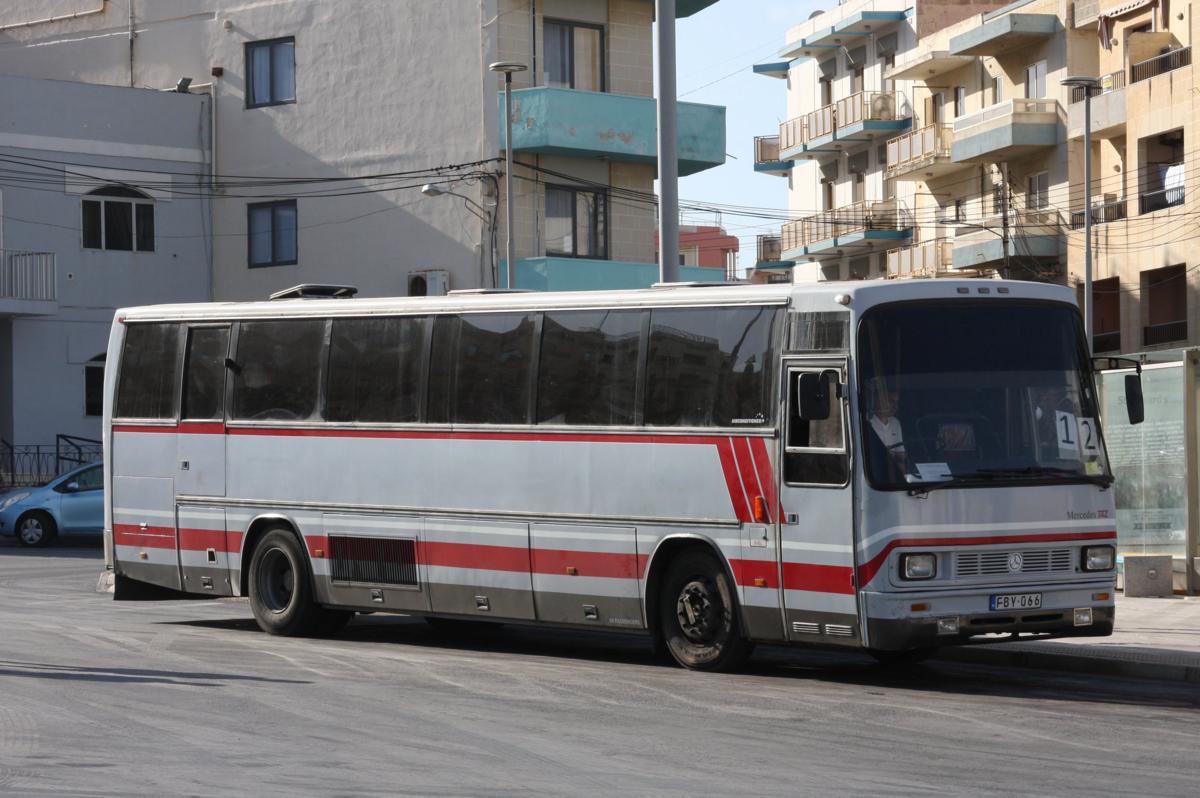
<box><xmin>755</xmin><ymin>234</ymin><xmax>794</xmax><ymax>270</ymax></box>
<box><xmin>948</xmin><ymin>13</ymin><xmax>1061</xmax><ymax>57</ymax></box>
<box><xmin>886</xmin><ymin>51</ymin><xmax>976</xmax><ymax>82</ymax></box>
<box><xmin>1069</xmin><ymin>198</ymin><xmax>1127</xmax><ymax>229</ymax></box>
<box><xmin>1073</xmin><ymin>0</ymin><xmax>1100</xmax><ymax>27</ymax></box>
<box><xmin>886</xmin><ymin>124</ymin><xmax>966</xmax><ymax>181</ymax></box>
<box><xmin>753</xmin><ymin>135</ymin><xmax>793</xmax><ymax>177</ymax></box>
<box><xmin>952</xmin><ymin>210</ymin><xmax>1062</xmax><ymax>271</ymax></box>
<box><xmin>501</xmin><ymin>87</ymin><xmax>725</xmax><ymax>176</ymax></box>
<box><xmin>1067</xmin><ymin>71</ymin><xmax>1126</xmax><ymax>139</ymax></box>
<box><xmin>1143</xmin><ymin>320</ymin><xmax>1187</xmax><ymax>347</ymax></box>
<box><xmin>886</xmin><ymin>238</ymin><xmax>955</xmax><ymax>279</ymax></box>
<box><xmin>951</xmin><ymin>98</ymin><xmax>1061</xmax><ymax>164</ymax></box>
<box><xmin>780</xmin><ymin>10</ymin><xmax>909</xmax><ymax>59</ymax></box>
<box><xmin>0</xmin><ymin>250</ymin><xmax>56</xmax><ymax>316</ymax></box>
<box><xmin>1139</xmin><ymin>183</ymin><xmax>1185</xmax><ymax>215</ymax></box>
<box><xmin>513</xmin><ymin>257</ymin><xmax>722</xmax><ymax>292</ymax></box>
<box><xmin>778</xmin><ymin>92</ymin><xmax>910</xmax><ymax>160</ymax></box>
<box><xmin>1131</xmin><ymin>46</ymin><xmax>1191</xmax><ymax>83</ymax></box>
<box><xmin>781</xmin><ymin>200</ymin><xmax>914</xmax><ymax>261</ymax></box>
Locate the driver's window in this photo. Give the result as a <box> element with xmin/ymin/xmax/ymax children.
<box><xmin>65</xmin><ymin>466</ymin><xmax>103</xmax><ymax>492</ymax></box>
<box><xmin>785</xmin><ymin>368</ymin><xmax>849</xmax><ymax>486</ymax></box>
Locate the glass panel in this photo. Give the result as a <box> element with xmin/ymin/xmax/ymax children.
<box><xmin>135</xmin><ymin>203</ymin><xmax>155</xmax><ymax>252</ymax></box>
<box><xmin>104</xmin><ymin>201</ymin><xmax>134</xmax><ymax>251</ymax></box>
<box><xmin>575</xmin><ymin>191</ymin><xmax>597</xmax><ymax>257</ymax></box>
<box><xmin>84</xmin><ymin>365</ymin><xmax>104</xmax><ymax>417</ymax></box>
<box><xmin>74</xmin><ymin>466</ymin><xmax>104</xmax><ymax>491</ymax></box>
<box><xmin>573</xmin><ymin>26</ymin><xmax>603</xmax><ymax>91</ymax></box>
<box><xmin>857</xmin><ymin>301</ymin><xmax>1109</xmax><ymax>490</ymax></box>
<box><xmin>326</xmin><ymin>317</ymin><xmax>427</xmax><ymax>423</ymax></box>
<box><xmin>452</xmin><ymin>313</ymin><xmax>536</xmax><ymax>424</ymax></box>
<box><xmin>544</xmin><ymin>21</ymin><xmax>571</xmax><ymax>88</ymax></box>
<box><xmin>249</xmin><ymin>43</ymin><xmax>272</xmax><ymax>105</ymax></box>
<box><xmin>232</xmin><ymin>319</ymin><xmax>325</xmax><ymax>421</ymax></box>
<box><xmin>82</xmin><ymin>200</ymin><xmax>102</xmax><ymax>249</ymax></box>
<box><xmin>115</xmin><ymin>323</ymin><xmax>180</xmax><ymax>419</ymax></box>
<box><xmin>538</xmin><ymin>310</ymin><xmax>643</xmax><ymax>425</ymax></box>
<box><xmin>426</xmin><ymin>315</ymin><xmax>458</xmax><ymax>424</ymax></box>
<box><xmin>645</xmin><ymin>306</ymin><xmax>781</xmax><ymax>427</ymax></box>
<box><xmin>785</xmin><ymin>370</ymin><xmax>848</xmax><ymax>485</ymax></box>
<box><xmin>273</xmin><ymin>203</ymin><xmax>298</xmax><ymax>263</ymax></box>
<box><xmin>248</xmin><ymin>204</ymin><xmax>273</xmax><ymax>265</ymax></box>
<box><xmin>182</xmin><ymin>327</ymin><xmax>230</xmax><ymax>420</ymax></box>
<box><xmin>272</xmin><ymin>40</ymin><xmax>295</xmax><ymax>102</ymax></box>
<box><xmin>545</xmin><ymin>186</ymin><xmax>574</xmax><ymax>255</ymax></box>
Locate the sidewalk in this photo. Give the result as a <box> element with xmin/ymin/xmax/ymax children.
<box><xmin>934</xmin><ymin>595</ymin><xmax>1200</xmax><ymax>683</ymax></box>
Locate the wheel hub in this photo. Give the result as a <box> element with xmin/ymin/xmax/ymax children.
<box><xmin>676</xmin><ymin>580</ymin><xmax>719</xmax><ymax>643</ymax></box>
<box><xmin>18</xmin><ymin>518</ymin><xmax>43</xmax><ymax>545</ymax></box>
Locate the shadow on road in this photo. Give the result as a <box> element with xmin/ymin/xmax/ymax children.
<box><xmin>160</xmin><ymin>614</ymin><xmax>1200</xmax><ymax>709</ymax></box>
<box><xmin>0</xmin><ymin>659</ymin><xmax>310</xmax><ymax>688</ymax></box>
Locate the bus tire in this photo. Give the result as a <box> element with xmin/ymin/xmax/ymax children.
<box><xmin>248</xmin><ymin>527</ymin><xmax>324</xmax><ymax>637</ymax></box>
<box><xmin>658</xmin><ymin>549</ymin><xmax>753</xmax><ymax>672</ymax></box>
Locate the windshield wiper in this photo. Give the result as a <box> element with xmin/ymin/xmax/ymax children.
<box><xmin>973</xmin><ymin>466</ymin><xmax>1114</xmax><ymax>486</ymax></box>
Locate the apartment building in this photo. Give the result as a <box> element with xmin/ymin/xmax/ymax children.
<box><xmin>0</xmin><ymin>0</ymin><xmax>723</xmax><ymax>302</ymax></box>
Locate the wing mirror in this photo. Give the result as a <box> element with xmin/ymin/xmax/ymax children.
<box><xmin>1092</xmin><ymin>356</ymin><xmax>1143</xmax><ymax>426</ymax></box>
<box><xmin>797</xmin><ymin>370</ymin><xmax>839</xmax><ymax>421</ymax></box>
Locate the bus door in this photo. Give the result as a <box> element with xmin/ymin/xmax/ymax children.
<box><xmin>777</xmin><ymin>359</ymin><xmax>860</xmax><ymax>645</ymax></box>
<box><xmin>175</xmin><ymin>324</ymin><xmax>232</xmax><ymax>594</ymax></box>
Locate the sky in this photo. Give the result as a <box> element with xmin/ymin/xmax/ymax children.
<box><xmin>669</xmin><ymin>0</ymin><xmax>824</xmax><ymax>274</ymax></box>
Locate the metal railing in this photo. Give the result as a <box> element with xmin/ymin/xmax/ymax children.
<box><xmin>1093</xmin><ymin>330</ymin><xmax>1121</xmax><ymax>353</ymax></box>
<box><xmin>779</xmin><ymin>91</ymin><xmax>901</xmax><ymax>150</ymax></box>
<box><xmin>779</xmin><ymin>116</ymin><xmax>806</xmax><ymax>152</ymax></box>
<box><xmin>0</xmin><ymin>435</ymin><xmax>101</xmax><ymax>488</ymax></box>
<box><xmin>757</xmin><ymin>234</ymin><xmax>783</xmax><ymax>263</ymax></box>
<box><xmin>1139</xmin><ymin>183</ymin><xmax>1185</xmax><ymax>215</ymax></box>
<box><xmin>886</xmin><ymin>124</ymin><xmax>953</xmax><ymax>178</ymax></box>
<box><xmin>0</xmin><ymin>250</ymin><xmax>56</xmax><ymax>302</ymax></box>
<box><xmin>953</xmin><ymin>98</ymin><xmax>1058</xmax><ymax>134</ymax></box>
<box><xmin>783</xmin><ymin>200</ymin><xmax>914</xmax><ymax>250</ymax></box>
<box><xmin>1130</xmin><ymin>46</ymin><xmax>1191</xmax><ymax>84</ymax></box>
<box><xmin>1143</xmin><ymin>320</ymin><xmax>1187</xmax><ymax>347</ymax></box>
<box><xmin>1069</xmin><ymin>70</ymin><xmax>1125</xmax><ymax>103</ymax></box>
<box><xmin>886</xmin><ymin>238</ymin><xmax>954</xmax><ymax>279</ymax></box>
<box><xmin>754</xmin><ymin>135</ymin><xmax>782</xmax><ymax>164</ymax></box>
<box><xmin>1070</xmin><ymin>198</ymin><xmax>1127</xmax><ymax>229</ymax></box>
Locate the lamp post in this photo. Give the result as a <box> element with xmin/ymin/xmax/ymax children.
<box><xmin>490</xmin><ymin>61</ymin><xmax>528</xmax><ymax>289</ymax></box>
<box><xmin>655</xmin><ymin>0</ymin><xmax>680</xmax><ymax>284</ymax></box>
<box><xmin>422</xmin><ymin>183</ymin><xmax>498</xmax><ymax>287</ymax></box>
<box><xmin>1062</xmin><ymin>75</ymin><xmax>1100</xmax><ymax>353</ymax></box>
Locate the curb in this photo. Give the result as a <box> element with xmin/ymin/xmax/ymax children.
<box><xmin>932</xmin><ymin>644</ymin><xmax>1200</xmax><ymax>684</ymax></box>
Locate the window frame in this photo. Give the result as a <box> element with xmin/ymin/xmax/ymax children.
<box><xmin>543</xmin><ymin>18</ymin><xmax>607</xmax><ymax>92</ymax></box>
<box><xmin>245</xmin><ymin>36</ymin><xmax>297</xmax><ymax>109</ymax></box>
<box><xmin>544</xmin><ymin>184</ymin><xmax>609</xmax><ymax>259</ymax></box>
<box><xmin>783</xmin><ymin>362</ymin><xmax>851</xmax><ymax>488</ymax></box>
<box><xmin>81</xmin><ymin>187</ymin><xmax>155</xmax><ymax>253</ymax></box>
<box><xmin>247</xmin><ymin>199</ymin><xmax>299</xmax><ymax>268</ymax></box>
<box><xmin>113</xmin><ymin>322</ymin><xmax>182</xmax><ymax>422</ymax></box>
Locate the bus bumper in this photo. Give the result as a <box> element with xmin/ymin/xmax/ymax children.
<box><xmin>862</xmin><ymin>582</ymin><xmax>1116</xmax><ymax>651</ymax></box>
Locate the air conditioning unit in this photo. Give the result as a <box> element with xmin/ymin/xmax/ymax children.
<box><xmin>407</xmin><ymin>269</ymin><xmax>449</xmax><ymax>297</ymax></box>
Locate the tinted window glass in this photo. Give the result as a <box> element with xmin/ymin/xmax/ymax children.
<box><xmin>538</xmin><ymin>310</ymin><xmax>643</xmax><ymax>425</ymax></box>
<box><xmin>645</xmin><ymin>306</ymin><xmax>780</xmax><ymax>427</ymax></box>
<box><xmin>73</xmin><ymin>466</ymin><xmax>103</xmax><ymax>491</ymax></box>
<box><xmin>453</xmin><ymin>313</ymin><xmax>536</xmax><ymax>424</ymax></box>
<box><xmin>785</xmin><ymin>370</ymin><xmax>848</xmax><ymax>485</ymax></box>
<box><xmin>327</xmin><ymin>317</ymin><xmax>427</xmax><ymax>423</ymax></box>
<box><xmin>426</xmin><ymin>315</ymin><xmax>458</xmax><ymax>424</ymax></box>
<box><xmin>182</xmin><ymin>327</ymin><xmax>230</xmax><ymax>420</ymax></box>
<box><xmin>115</xmin><ymin>323</ymin><xmax>179</xmax><ymax>419</ymax></box>
<box><xmin>232</xmin><ymin>319</ymin><xmax>326</xmax><ymax>421</ymax></box>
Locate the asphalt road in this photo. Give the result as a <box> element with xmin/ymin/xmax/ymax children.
<box><xmin>1</xmin><ymin>540</ymin><xmax>1198</xmax><ymax>798</ymax></box>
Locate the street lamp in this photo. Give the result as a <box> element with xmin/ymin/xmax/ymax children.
<box><xmin>1062</xmin><ymin>75</ymin><xmax>1100</xmax><ymax>354</ymax></box>
<box><xmin>421</xmin><ymin>183</ymin><xmax>499</xmax><ymax>287</ymax></box>
<box><xmin>490</xmin><ymin>61</ymin><xmax>528</xmax><ymax>289</ymax></box>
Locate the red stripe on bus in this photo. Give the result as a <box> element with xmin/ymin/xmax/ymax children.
<box><xmin>729</xmin><ymin>558</ymin><xmax>777</xmax><ymax>588</ymax></box>
<box><xmin>748</xmin><ymin>437</ymin><xmax>783</xmax><ymax>523</ymax></box>
<box><xmin>729</xmin><ymin>437</ymin><xmax>763</xmax><ymax>519</ymax></box>
<box><xmin>856</xmin><ymin>530</ymin><xmax>1119</xmax><ymax>586</ymax></box>
<box><xmin>178</xmin><ymin>422</ymin><xmax>225</xmax><ymax>435</ymax></box>
<box><xmin>530</xmin><ymin>547</ymin><xmax>645</xmax><ymax>580</ymax></box>
<box><xmin>715</xmin><ymin>439</ymin><xmax>752</xmax><ymax>522</ymax></box>
<box><xmin>782</xmin><ymin>562</ymin><xmax>855</xmax><ymax>595</ymax></box>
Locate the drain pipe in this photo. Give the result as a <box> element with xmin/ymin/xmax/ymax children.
<box><xmin>0</xmin><ymin>0</ymin><xmax>108</xmax><ymax>33</ymax></box>
<box><xmin>530</xmin><ymin>0</ymin><xmax>538</xmax><ymax>85</ymax></box>
<box><xmin>128</xmin><ymin>0</ymin><xmax>135</xmax><ymax>86</ymax></box>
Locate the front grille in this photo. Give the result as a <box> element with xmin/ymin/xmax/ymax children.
<box><xmin>328</xmin><ymin>535</ymin><xmax>418</xmax><ymax>587</ymax></box>
<box><xmin>954</xmin><ymin>549</ymin><xmax>1072</xmax><ymax>578</ymax></box>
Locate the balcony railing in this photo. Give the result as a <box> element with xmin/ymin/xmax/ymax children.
<box><xmin>0</xmin><ymin>250</ymin><xmax>56</xmax><ymax>302</ymax></box>
<box><xmin>1070</xmin><ymin>198</ymin><xmax>1127</xmax><ymax>229</ymax></box>
<box><xmin>1069</xmin><ymin>70</ymin><xmax>1125</xmax><ymax>104</ymax></box>
<box><xmin>782</xmin><ymin>200</ymin><xmax>914</xmax><ymax>250</ymax></box>
<box><xmin>779</xmin><ymin>91</ymin><xmax>902</xmax><ymax>150</ymax></box>
<box><xmin>1093</xmin><ymin>330</ymin><xmax>1121</xmax><ymax>353</ymax></box>
<box><xmin>886</xmin><ymin>124</ymin><xmax>953</xmax><ymax>178</ymax></box>
<box><xmin>1139</xmin><ymin>182</ymin><xmax>1185</xmax><ymax>215</ymax></box>
<box><xmin>953</xmin><ymin>98</ymin><xmax>1058</xmax><ymax>134</ymax></box>
<box><xmin>755</xmin><ymin>135</ymin><xmax>782</xmax><ymax>164</ymax></box>
<box><xmin>1130</xmin><ymin>46</ymin><xmax>1191</xmax><ymax>84</ymax></box>
<box><xmin>1143</xmin><ymin>320</ymin><xmax>1187</xmax><ymax>347</ymax></box>
<box><xmin>886</xmin><ymin>238</ymin><xmax>954</xmax><ymax>279</ymax></box>
<box><xmin>757</xmin><ymin>234</ymin><xmax>784</xmax><ymax>263</ymax></box>
<box><xmin>780</xmin><ymin>117</ymin><xmax>806</xmax><ymax>152</ymax></box>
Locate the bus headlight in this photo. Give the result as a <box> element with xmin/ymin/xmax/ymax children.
<box><xmin>901</xmin><ymin>553</ymin><xmax>937</xmax><ymax>580</ymax></box>
<box><xmin>1082</xmin><ymin>545</ymin><xmax>1115</xmax><ymax>572</ymax></box>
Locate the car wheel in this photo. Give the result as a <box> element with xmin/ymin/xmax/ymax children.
<box><xmin>16</xmin><ymin>511</ymin><xmax>57</xmax><ymax>547</ymax></box>
<box><xmin>247</xmin><ymin>527</ymin><xmax>325</xmax><ymax>636</ymax></box>
<box><xmin>657</xmin><ymin>549</ymin><xmax>753</xmax><ymax>672</ymax></box>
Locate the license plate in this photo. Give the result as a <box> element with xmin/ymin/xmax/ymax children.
<box><xmin>990</xmin><ymin>592</ymin><xmax>1042</xmax><ymax>611</ymax></box>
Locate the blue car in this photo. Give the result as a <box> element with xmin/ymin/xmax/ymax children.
<box><xmin>0</xmin><ymin>463</ymin><xmax>104</xmax><ymax>546</ymax></box>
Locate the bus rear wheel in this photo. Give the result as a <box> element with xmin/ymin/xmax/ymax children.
<box><xmin>657</xmin><ymin>550</ymin><xmax>753</xmax><ymax>672</ymax></box>
<box><xmin>248</xmin><ymin>528</ymin><xmax>350</xmax><ymax>637</ymax></box>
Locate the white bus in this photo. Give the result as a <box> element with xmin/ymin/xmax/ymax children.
<box><xmin>103</xmin><ymin>280</ymin><xmax>1141</xmax><ymax>670</ymax></box>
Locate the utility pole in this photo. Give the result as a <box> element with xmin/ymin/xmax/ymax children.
<box><xmin>1000</xmin><ymin>162</ymin><xmax>1011</xmax><ymax>280</ymax></box>
<box><xmin>656</xmin><ymin>0</ymin><xmax>680</xmax><ymax>283</ymax></box>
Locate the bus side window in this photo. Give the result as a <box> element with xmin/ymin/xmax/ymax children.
<box><xmin>785</xmin><ymin>369</ymin><xmax>848</xmax><ymax>486</ymax></box>
<box><xmin>182</xmin><ymin>327</ymin><xmax>230</xmax><ymax>421</ymax></box>
<box><xmin>115</xmin><ymin>323</ymin><xmax>181</xmax><ymax>420</ymax></box>
<box><xmin>230</xmin><ymin>319</ymin><xmax>326</xmax><ymax>422</ymax></box>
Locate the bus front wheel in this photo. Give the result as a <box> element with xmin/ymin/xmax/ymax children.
<box><xmin>248</xmin><ymin>528</ymin><xmax>350</xmax><ymax>637</ymax></box>
<box><xmin>657</xmin><ymin>550</ymin><xmax>753</xmax><ymax>672</ymax></box>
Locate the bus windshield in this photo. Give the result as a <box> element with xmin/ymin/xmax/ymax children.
<box><xmin>858</xmin><ymin>300</ymin><xmax>1110</xmax><ymax>490</ymax></box>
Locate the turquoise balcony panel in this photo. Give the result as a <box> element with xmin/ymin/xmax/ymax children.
<box><xmin>513</xmin><ymin>257</ymin><xmax>724</xmax><ymax>292</ymax></box>
<box><xmin>501</xmin><ymin>88</ymin><xmax>725</xmax><ymax>176</ymax></box>
<box><xmin>780</xmin><ymin>9</ymin><xmax>911</xmax><ymax>58</ymax></box>
<box><xmin>950</xmin><ymin>99</ymin><xmax>1061</xmax><ymax>163</ymax></box>
<box><xmin>951</xmin><ymin>235</ymin><xmax>1059</xmax><ymax>269</ymax></box>
<box><xmin>677</xmin><ymin>0</ymin><xmax>720</xmax><ymax>16</ymax></box>
<box><xmin>948</xmin><ymin>13</ymin><xmax>1060</xmax><ymax>56</ymax></box>
<box><xmin>753</xmin><ymin>61</ymin><xmax>791</xmax><ymax>79</ymax></box>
